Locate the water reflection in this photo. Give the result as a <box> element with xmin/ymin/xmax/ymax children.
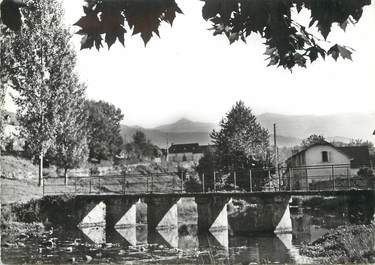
<box><xmin>79</xmin><ymin>226</ymin><xmax>106</xmax><ymax>245</ymax></box>
<box><xmin>107</xmin><ymin>227</ymin><xmax>137</xmax><ymax>246</ymax></box>
<box><xmin>199</xmin><ymin>229</ymin><xmax>229</xmax><ymax>250</ymax></box>
<box><xmin>3</xmin><ymin>197</ymin><xmax>375</xmax><ymax>264</ymax></box>
<box><xmin>156</xmin><ymin>228</ymin><xmax>179</xmax><ymax>249</ymax></box>
<box><xmin>276</xmin><ymin>233</ymin><xmax>313</xmax><ymax>264</ymax></box>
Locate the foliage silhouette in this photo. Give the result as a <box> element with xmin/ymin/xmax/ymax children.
<box><xmin>0</xmin><ymin>0</ymin><xmax>371</xmax><ymax>70</ymax></box>
<box><xmin>202</xmin><ymin>0</ymin><xmax>370</xmax><ymax>69</ymax></box>
<box><xmin>74</xmin><ymin>0</ymin><xmax>183</xmax><ymax>49</ymax></box>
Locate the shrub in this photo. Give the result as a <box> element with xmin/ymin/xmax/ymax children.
<box><xmin>357</xmin><ymin>167</ymin><xmax>374</xmax><ymax>178</ymax></box>
<box><xmin>184</xmin><ymin>175</ymin><xmax>203</xmax><ymax>192</ymax></box>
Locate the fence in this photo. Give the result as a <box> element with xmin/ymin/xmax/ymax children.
<box><xmin>42</xmin><ymin>164</ymin><xmax>375</xmax><ymax>196</ymax></box>
<box><xmin>43</xmin><ymin>172</ymin><xmax>184</xmax><ymax>196</ymax></box>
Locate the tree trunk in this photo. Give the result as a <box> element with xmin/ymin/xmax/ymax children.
<box><xmin>38</xmin><ymin>153</ymin><xmax>43</xmax><ymax>187</ymax></box>
<box><xmin>64</xmin><ymin>168</ymin><xmax>68</xmax><ymax>186</ymax></box>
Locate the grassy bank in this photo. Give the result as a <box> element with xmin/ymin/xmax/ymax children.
<box><xmin>300</xmin><ymin>224</ymin><xmax>375</xmax><ymax>263</ymax></box>
<box><xmin>1</xmin><ymin>155</ymin><xmax>182</xmax><ymax>204</ymax></box>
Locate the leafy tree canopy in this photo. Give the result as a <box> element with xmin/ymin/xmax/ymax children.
<box><xmin>1</xmin><ymin>0</ymin><xmax>79</xmax><ymax>157</ymax></box>
<box><xmin>132</xmin><ymin>130</ymin><xmax>147</xmax><ymax>146</ymax></box>
<box><xmin>51</xmin><ymin>80</ymin><xmax>89</xmax><ymax>179</ymax></box>
<box><xmin>85</xmin><ymin>100</ymin><xmax>124</xmax><ymax>161</ymax></box>
<box><xmin>0</xmin><ymin>0</ymin><xmax>371</xmax><ymax>70</ymax></box>
<box><xmin>0</xmin><ymin>85</ymin><xmax>5</xmax><ymax>146</ymax></box>
<box><xmin>211</xmin><ymin>100</ymin><xmax>270</xmax><ymax>172</ymax></box>
<box><xmin>124</xmin><ymin>130</ymin><xmax>161</xmax><ymax>161</ymax></box>
<box><xmin>0</xmin><ymin>0</ymin><xmax>89</xmax><ymax>185</ymax></box>
<box><xmin>301</xmin><ymin>134</ymin><xmax>326</xmax><ymax>147</ymax></box>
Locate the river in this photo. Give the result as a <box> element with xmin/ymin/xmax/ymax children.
<box><xmin>1</xmin><ymin>196</ymin><xmax>371</xmax><ymax>264</ymax></box>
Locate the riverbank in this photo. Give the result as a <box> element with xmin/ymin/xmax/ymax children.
<box><xmin>301</xmin><ymin>224</ymin><xmax>375</xmax><ymax>263</ymax></box>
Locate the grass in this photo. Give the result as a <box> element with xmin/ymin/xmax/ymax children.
<box><xmin>1</xmin><ymin>155</ymin><xmax>184</xmax><ymax>204</ymax></box>
<box><xmin>1</xmin><ymin>178</ymin><xmax>43</xmax><ymax>204</ymax></box>
<box><xmin>0</xmin><ymin>155</ymin><xmax>47</xmax><ymax>204</ymax></box>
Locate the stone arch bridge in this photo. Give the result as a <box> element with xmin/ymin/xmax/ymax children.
<box><xmin>40</xmin><ymin>190</ymin><xmax>375</xmax><ymax>238</ymax></box>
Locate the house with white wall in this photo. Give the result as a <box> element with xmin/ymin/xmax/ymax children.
<box><xmin>286</xmin><ymin>141</ymin><xmax>370</xmax><ymax>189</ymax></box>
<box><xmin>167</xmin><ymin>143</ymin><xmax>202</xmax><ymax>163</ymax></box>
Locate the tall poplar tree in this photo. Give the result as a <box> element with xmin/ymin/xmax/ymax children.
<box><xmin>1</xmin><ymin>0</ymin><xmax>82</xmax><ymax>186</ymax></box>
<box><xmin>52</xmin><ymin>78</ymin><xmax>89</xmax><ymax>185</ymax></box>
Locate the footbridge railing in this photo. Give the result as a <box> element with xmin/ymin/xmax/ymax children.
<box><xmin>42</xmin><ymin>164</ymin><xmax>375</xmax><ymax>196</ymax></box>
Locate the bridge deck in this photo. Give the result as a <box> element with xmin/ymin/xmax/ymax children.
<box><xmin>44</xmin><ymin>189</ymin><xmax>375</xmax><ymax>199</ymax></box>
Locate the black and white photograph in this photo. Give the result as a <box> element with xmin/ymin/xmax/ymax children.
<box><xmin>0</xmin><ymin>0</ymin><xmax>374</xmax><ymax>264</ymax></box>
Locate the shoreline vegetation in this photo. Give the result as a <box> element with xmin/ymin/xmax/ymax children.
<box><xmin>301</xmin><ymin>224</ymin><xmax>375</xmax><ymax>263</ymax></box>
<box><xmin>1</xmin><ymin>156</ymin><xmax>375</xmax><ymax>263</ymax></box>
<box><xmin>2</xmin><ymin>194</ymin><xmax>375</xmax><ymax>264</ymax></box>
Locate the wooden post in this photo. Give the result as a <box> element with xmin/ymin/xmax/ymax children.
<box><xmin>151</xmin><ymin>174</ymin><xmax>154</xmax><ymax>193</ymax></box>
<box><xmin>347</xmin><ymin>166</ymin><xmax>350</xmax><ymax>189</ymax></box>
<box><xmin>74</xmin><ymin>177</ymin><xmax>77</xmax><ymax>194</ymax></box>
<box><xmin>213</xmin><ymin>171</ymin><xmax>216</xmax><ymax>192</ymax></box>
<box><xmin>89</xmin><ymin>177</ymin><xmax>92</xmax><ymax>194</ymax></box>
<box><xmin>289</xmin><ymin>168</ymin><xmax>293</xmax><ymax>191</ymax></box>
<box><xmin>180</xmin><ymin>171</ymin><xmax>184</xmax><ymax>193</ymax></box>
<box><xmin>146</xmin><ymin>174</ymin><xmax>149</xmax><ymax>193</ymax></box>
<box><xmin>123</xmin><ymin>173</ymin><xmax>126</xmax><ymax>194</ymax></box>
<box><xmin>305</xmin><ymin>167</ymin><xmax>309</xmax><ymax>191</ymax></box>
<box><xmin>332</xmin><ymin>165</ymin><xmax>335</xmax><ymax>190</ymax></box>
<box><xmin>172</xmin><ymin>175</ymin><xmax>175</xmax><ymax>193</ymax></box>
<box><xmin>38</xmin><ymin>154</ymin><xmax>44</xmax><ymax>187</ymax></box>
<box><xmin>202</xmin><ymin>173</ymin><xmax>205</xmax><ymax>193</ymax></box>
<box><xmin>278</xmin><ymin>167</ymin><xmax>281</xmax><ymax>191</ymax></box>
<box><xmin>98</xmin><ymin>175</ymin><xmax>101</xmax><ymax>194</ymax></box>
<box><xmin>268</xmin><ymin>170</ymin><xmax>271</xmax><ymax>191</ymax></box>
<box><xmin>249</xmin><ymin>169</ymin><xmax>253</xmax><ymax>192</ymax></box>
<box><xmin>234</xmin><ymin>171</ymin><xmax>237</xmax><ymax>190</ymax></box>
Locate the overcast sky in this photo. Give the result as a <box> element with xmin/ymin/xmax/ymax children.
<box><xmin>6</xmin><ymin>0</ymin><xmax>375</xmax><ymax>128</ymax></box>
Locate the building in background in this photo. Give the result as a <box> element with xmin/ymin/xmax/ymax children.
<box><xmin>286</xmin><ymin>141</ymin><xmax>371</xmax><ymax>189</ymax></box>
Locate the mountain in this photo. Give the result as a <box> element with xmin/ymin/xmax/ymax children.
<box><xmin>121</xmin><ymin>125</ymin><xmax>212</xmax><ymax>147</ymax></box>
<box><xmin>122</xmin><ymin>113</ymin><xmax>374</xmax><ymax>148</ymax></box>
<box><xmin>121</xmin><ymin>118</ymin><xmax>301</xmax><ymax>147</ymax></box>
<box><xmin>257</xmin><ymin>113</ymin><xmax>375</xmax><ymax>141</ymax></box>
<box><xmin>155</xmin><ymin>118</ymin><xmax>217</xmax><ymax>133</ymax></box>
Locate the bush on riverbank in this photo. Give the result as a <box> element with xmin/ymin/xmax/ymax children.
<box><xmin>1</xmin><ymin>199</ymin><xmax>42</xmax><ymax>229</ymax></box>
<box><xmin>301</xmin><ymin>224</ymin><xmax>375</xmax><ymax>263</ymax></box>
<box><xmin>302</xmin><ymin>196</ymin><xmax>347</xmax><ymax>211</ymax></box>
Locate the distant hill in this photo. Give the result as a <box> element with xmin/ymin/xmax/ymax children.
<box><xmin>6</xmin><ymin>110</ymin><xmax>373</xmax><ymax>148</ymax></box>
<box><xmin>122</xmin><ymin>113</ymin><xmax>374</xmax><ymax>148</ymax></box>
<box><xmin>155</xmin><ymin>118</ymin><xmax>218</xmax><ymax>133</ymax></box>
<box><xmin>121</xmin><ymin>118</ymin><xmax>302</xmax><ymax>147</ymax></box>
<box><xmin>257</xmin><ymin>113</ymin><xmax>375</xmax><ymax>141</ymax></box>
<box><xmin>121</xmin><ymin>125</ymin><xmax>213</xmax><ymax>147</ymax></box>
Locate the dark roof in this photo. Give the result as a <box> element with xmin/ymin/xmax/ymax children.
<box><xmin>197</xmin><ymin>144</ymin><xmax>217</xmax><ymax>154</ymax></box>
<box><xmin>337</xmin><ymin>146</ymin><xmax>370</xmax><ymax>167</ymax></box>
<box><xmin>168</xmin><ymin>143</ymin><xmax>200</xmax><ymax>154</ymax></box>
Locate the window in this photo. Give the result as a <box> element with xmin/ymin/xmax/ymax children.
<box><xmin>322</xmin><ymin>151</ymin><xmax>328</xmax><ymax>162</ymax></box>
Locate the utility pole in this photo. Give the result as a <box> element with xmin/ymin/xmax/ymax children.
<box><xmin>273</xmin><ymin>123</ymin><xmax>279</xmax><ymax>187</ymax></box>
<box><xmin>273</xmin><ymin>123</ymin><xmax>278</xmax><ymax>168</ymax></box>
<box><xmin>166</xmin><ymin>133</ymin><xmax>169</xmax><ymax>162</ymax></box>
